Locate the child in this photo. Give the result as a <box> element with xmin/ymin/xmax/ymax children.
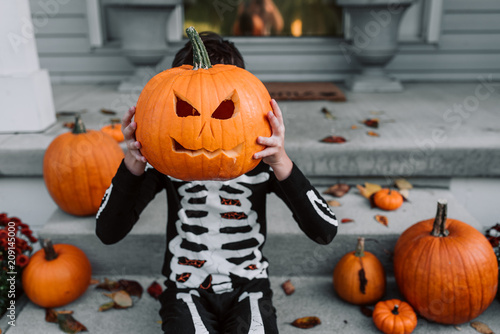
<box><xmin>96</xmin><ymin>32</ymin><xmax>338</xmax><ymax>334</ymax></box>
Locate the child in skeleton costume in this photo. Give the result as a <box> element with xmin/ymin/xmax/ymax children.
<box><xmin>96</xmin><ymin>32</ymin><xmax>338</xmax><ymax>334</ymax></box>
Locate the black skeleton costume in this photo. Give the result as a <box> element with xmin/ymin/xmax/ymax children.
<box><xmin>96</xmin><ymin>160</ymin><xmax>338</xmax><ymax>333</ymax></box>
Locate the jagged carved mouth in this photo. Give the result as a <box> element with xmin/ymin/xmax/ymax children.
<box><xmin>172</xmin><ymin>138</ymin><xmax>243</xmax><ymax>158</ymax></box>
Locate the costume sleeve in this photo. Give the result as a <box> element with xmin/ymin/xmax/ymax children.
<box><xmin>272</xmin><ymin>163</ymin><xmax>338</xmax><ymax>244</ymax></box>
<box><xmin>95</xmin><ymin>160</ymin><xmax>163</xmax><ymax>245</ymax></box>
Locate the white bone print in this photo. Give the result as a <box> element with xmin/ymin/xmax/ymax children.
<box><xmin>169</xmin><ymin>172</ymin><xmax>270</xmax><ymax>293</ymax></box>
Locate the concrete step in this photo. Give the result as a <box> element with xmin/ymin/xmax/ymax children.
<box><xmin>38</xmin><ymin>186</ymin><xmax>483</xmax><ymax>277</ymax></box>
<box><xmin>2</xmin><ymin>83</ymin><xmax>500</xmax><ymax>177</ymax></box>
<box><xmin>5</xmin><ymin>275</ymin><xmax>500</xmax><ymax>334</ymax></box>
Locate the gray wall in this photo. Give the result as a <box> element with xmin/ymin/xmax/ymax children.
<box><xmin>31</xmin><ymin>0</ymin><xmax>500</xmax><ymax>83</ymax></box>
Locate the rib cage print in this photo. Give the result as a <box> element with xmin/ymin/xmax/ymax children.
<box><xmin>169</xmin><ymin>172</ymin><xmax>270</xmax><ymax>293</ymax></box>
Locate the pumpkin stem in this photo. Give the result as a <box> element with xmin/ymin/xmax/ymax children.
<box><xmin>72</xmin><ymin>115</ymin><xmax>87</xmax><ymax>134</ymax></box>
<box><xmin>431</xmin><ymin>199</ymin><xmax>450</xmax><ymax>237</ymax></box>
<box><xmin>392</xmin><ymin>304</ymin><xmax>400</xmax><ymax>315</ymax></box>
<box><xmin>186</xmin><ymin>26</ymin><xmax>212</xmax><ymax>70</ymax></box>
<box><xmin>41</xmin><ymin>239</ymin><xmax>58</xmax><ymax>261</ymax></box>
<box><xmin>354</xmin><ymin>237</ymin><xmax>365</xmax><ymax>257</ymax></box>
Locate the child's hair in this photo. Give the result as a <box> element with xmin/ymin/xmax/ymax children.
<box><xmin>172</xmin><ymin>31</ymin><xmax>245</xmax><ymax>69</ymax></box>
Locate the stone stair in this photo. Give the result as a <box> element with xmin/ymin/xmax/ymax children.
<box><xmin>1</xmin><ymin>82</ymin><xmax>500</xmax><ymax>333</ymax></box>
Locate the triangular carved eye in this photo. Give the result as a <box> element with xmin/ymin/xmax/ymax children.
<box><xmin>176</xmin><ymin>96</ymin><xmax>200</xmax><ymax>117</ymax></box>
<box><xmin>212</xmin><ymin>100</ymin><xmax>235</xmax><ymax>120</ymax></box>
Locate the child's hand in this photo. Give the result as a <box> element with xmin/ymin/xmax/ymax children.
<box><xmin>122</xmin><ymin>106</ymin><xmax>147</xmax><ymax>176</ymax></box>
<box><xmin>254</xmin><ymin>99</ymin><xmax>293</xmax><ymax>181</ymax></box>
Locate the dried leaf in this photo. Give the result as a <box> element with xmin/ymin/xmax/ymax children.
<box><xmin>394</xmin><ymin>178</ymin><xmax>413</xmax><ymax>190</ymax></box>
<box><xmin>357</xmin><ymin>183</ymin><xmax>382</xmax><ymax>199</ymax></box>
<box><xmin>470</xmin><ymin>321</ymin><xmax>494</xmax><ymax>334</ymax></box>
<box><xmin>375</xmin><ymin>215</ymin><xmax>389</xmax><ymax>227</ymax></box>
<box><xmin>454</xmin><ymin>325</ymin><xmax>462</xmax><ymax>331</ymax></box>
<box><xmin>57</xmin><ymin>313</ymin><xmax>88</xmax><ymax>333</ymax></box>
<box><xmin>370</xmin><ymin>110</ymin><xmax>384</xmax><ymax>115</ymax></box>
<box><xmin>98</xmin><ymin>301</ymin><xmax>115</xmax><ymax>312</ymax></box>
<box><xmin>360</xmin><ymin>306</ymin><xmax>373</xmax><ymax>318</ymax></box>
<box><xmin>45</xmin><ymin>308</ymin><xmax>58</xmax><ymax>323</ymax></box>
<box><xmin>367</xmin><ymin>131</ymin><xmax>380</xmax><ymax>137</ymax></box>
<box><xmin>118</xmin><ymin>279</ymin><xmax>143</xmax><ymax>298</ymax></box>
<box><xmin>399</xmin><ymin>189</ymin><xmax>410</xmax><ymax>201</ymax></box>
<box><xmin>363</xmin><ymin>118</ymin><xmax>379</xmax><ymax>128</ymax></box>
<box><xmin>291</xmin><ymin>316</ymin><xmax>321</xmax><ymax>329</ymax></box>
<box><xmin>281</xmin><ymin>279</ymin><xmax>295</xmax><ymax>295</ymax></box>
<box><xmin>321</xmin><ymin>107</ymin><xmax>335</xmax><ymax>120</ymax></box>
<box><xmin>351</xmin><ymin>125</ymin><xmax>358</xmax><ymax>129</ymax></box>
<box><xmin>110</xmin><ymin>117</ymin><xmax>121</xmax><ymax>124</ymax></box>
<box><xmin>358</xmin><ymin>268</ymin><xmax>367</xmax><ymax>294</ymax></box>
<box><xmin>56</xmin><ymin>110</ymin><xmax>87</xmax><ymax>117</ymax></box>
<box><xmin>147</xmin><ymin>281</ymin><xmax>163</xmax><ymax>300</ymax></box>
<box><xmin>63</xmin><ymin>122</ymin><xmax>75</xmax><ymax>129</ymax></box>
<box><xmin>327</xmin><ymin>200</ymin><xmax>341</xmax><ymax>207</ymax></box>
<box><xmin>323</xmin><ymin>184</ymin><xmax>350</xmax><ymax>197</ymax></box>
<box><xmin>341</xmin><ymin>218</ymin><xmax>354</xmax><ymax>224</ymax></box>
<box><xmin>95</xmin><ymin>278</ymin><xmax>121</xmax><ymax>291</ymax></box>
<box><xmin>320</xmin><ymin>135</ymin><xmax>346</xmax><ymax>143</ymax></box>
<box><xmin>100</xmin><ymin>108</ymin><xmax>117</xmax><ymax>115</ymax></box>
<box><xmin>90</xmin><ymin>278</ymin><xmax>100</xmax><ymax>285</ymax></box>
<box><xmin>103</xmin><ymin>290</ymin><xmax>133</xmax><ymax>309</ymax></box>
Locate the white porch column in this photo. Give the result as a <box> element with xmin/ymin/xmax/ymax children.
<box><xmin>0</xmin><ymin>0</ymin><xmax>55</xmax><ymax>133</ymax></box>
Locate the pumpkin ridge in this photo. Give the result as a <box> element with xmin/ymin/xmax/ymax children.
<box><xmin>441</xmin><ymin>236</ymin><xmax>460</xmax><ymax>323</ymax></box>
<box><xmin>424</xmin><ymin>238</ymin><xmax>439</xmax><ymax>320</ymax></box>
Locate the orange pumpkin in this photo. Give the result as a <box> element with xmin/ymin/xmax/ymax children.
<box><xmin>135</xmin><ymin>27</ymin><xmax>271</xmax><ymax>181</ymax></box>
<box><xmin>373</xmin><ymin>189</ymin><xmax>403</xmax><ymax>211</ymax></box>
<box><xmin>22</xmin><ymin>239</ymin><xmax>92</xmax><ymax>308</ymax></box>
<box><xmin>43</xmin><ymin>116</ymin><xmax>124</xmax><ymax>216</ymax></box>
<box><xmin>373</xmin><ymin>299</ymin><xmax>417</xmax><ymax>334</ymax></box>
<box><xmin>393</xmin><ymin>200</ymin><xmax>499</xmax><ymax>324</ymax></box>
<box><xmin>333</xmin><ymin>237</ymin><xmax>386</xmax><ymax>305</ymax></box>
<box><xmin>101</xmin><ymin>123</ymin><xmax>124</xmax><ymax>143</ymax></box>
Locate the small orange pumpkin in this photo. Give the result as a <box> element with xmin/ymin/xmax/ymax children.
<box><xmin>393</xmin><ymin>200</ymin><xmax>499</xmax><ymax>324</ymax></box>
<box><xmin>100</xmin><ymin>122</ymin><xmax>124</xmax><ymax>143</ymax></box>
<box><xmin>22</xmin><ymin>239</ymin><xmax>92</xmax><ymax>308</ymax></box>
<box><xmin>373</xmin><ymin>299</ymin><xmax>417</xmax><ymax>334</ymax></box>
<box><xmin>333</xmin><ymin>237</ymin><xmax>386</xmax><ymax>305</ymax></box>
<box><xmin>373</xmin><ymin>189</ymin><xmax>403</xmax><ymax>211</ymax></box>
<box><xmin>43</xmin><ymin>116</ymin><xmax>124</xmax><ymax>216</ymax></box>
<box><xmin>135</xmin><ymin>27</ymin><xmax>271</xmax><ymax>181</ymax></box>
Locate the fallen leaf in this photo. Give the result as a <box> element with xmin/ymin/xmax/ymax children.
<box><xmin>103</xmin><ymin>290</ymin><xmax>133</xmax><ymax>309</ymax></box>
<box><xmin>357</xmin><ymin>183</ymin><xmax>382</xmax><ymax>199</ymax></box>
<box><xmin>63</xmin><ymin>122</ymin><xmax>75</xmax><ymax>129</ymax></box>
<box><xmin>56</xmin><ymin>110</ymin><xmax>87</xmax><ymax>117</ymax></box>
<box><xmin>367</xmin><ymin>131</ymin><xmax>380</xmax><ymax>137</ymax></box>
<box><xmin>291</xmin><ymin>316</ymin><xmax>321</xmax><ymax>329</ymax></box>
<box><xmin>110</xmin><ymin>117</ymin><xmax>121</xmax><ymax>124</ymax></box>
<box><xmin>57</xmin><ymin>313</ymin><xmax>88</xmax><ymax>334</ymax></box>
<box><xmin>320</xmin><ymin>135</ymin><xmax>346</xmax><ymax>143</ymax></box>
<box><xmin>90</xmin><ymin>278</ymin><xmax>100</xmax><ymax>285</ymax></box>
<box><xmin>45</xmin><ymin>308</ymin><xmax>58</xmax><ymax>323</ymax></box>
<box><xmin>375</xmin><ymin>215</ymin><xmax>389</xmax><ymax>227</ymax></box>
<box><xmin>454</xmin><ymin>325</ymin><xmax>462</xmax><ymax>331</ymax></box>
<box><xmin>100</xmin><ymin>108</ymin><xmax>117</xmax><ymax>115</ymax></box>
<box><xmin>98</xmin><ymin>301</ymin><xmax>115</xmax><ymax>312</ymax></box>
<box><xmin>118</xmin><ymin>279</ymin><xmax>143</xmax><ymax>298</ymax></box>
<box><xmin>470</xmin><ymin>321</ymin><xmax>494</xmax><ymax>334</ymax></box>
<box><xmin>95</xmin><ymin>278</ymin><xmax>121</xmax><ymax>291</ymax></box>
<box><xmin>327</xmin><ymin>200</ymin><xmax>341</xmax><ymax>207</ymax></box>
<box><xmin>399</xmin><ymin>189</ymin><xmax>410</xmax><ymax>201</ymax></box>
<box><xmin>341</xmin><ymin>218</ymin><xmax>354</xmax><ymax>224</ymax></box>
<box><xmin>394</xmin><ymin>178</ymin><xmax>413</xmax><ymax>190</ymax></box>
<box><xmin>360</xmin><ymin>306</ymin><xmax>373</xmax><ymax>317</ymax></box>
<box><xmin>351</xmin><ymin>125</ymin><xmax>358</xmax><ymax>129</ymax></box>
<box><xmin>321</xmin><ymin>107</ymin><xmax>335</xmax><ymax>120</ymax></box>
<box><xmin>370</xmin><ymin>110</ymin><xmax>384</xmax><ymax>115</ymax></box>
<box><xmin>323</xmin><ymin>184</ymin><xmax>350</xmax><ymax>197</ymax></box>
<box><xmin>281</xmin><ymin>279</ymin><xmax>295</xmax><ymax>295</ymax></box>
<box><xmin>147</xmin><ymin>281</ymin><xmax>163</xmax><ymax>300</ymax></box>
<box><xmin>363</xmin><ymin>118</ymin><xmax>379</xmax><ymax>128</ymax></box>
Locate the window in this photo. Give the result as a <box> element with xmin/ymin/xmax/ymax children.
<box><xmin>183</xmin><ymin>0</ymin><xmax>343</xmax><ymax>37</ymax></box>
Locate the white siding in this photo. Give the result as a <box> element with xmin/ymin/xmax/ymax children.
<box><xmin>32</xmin><ymin>0</ymin><xmax>500</xmax><ymax>83</ymax></box>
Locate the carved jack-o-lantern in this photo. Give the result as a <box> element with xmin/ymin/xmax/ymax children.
<box><xmin>135</xmin><ymin>27</ymin><xmax>272</xmax><ymax>181</ymax></box>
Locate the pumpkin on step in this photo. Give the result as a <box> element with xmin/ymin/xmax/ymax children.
<box><xmin>393</xmin><ymin>200</ymin><xmax>499</xmax><ymax>325</ymax></box>
<box><xmin>135</xmin><ymin>27</ymin><xmax>271</xmax><ymax>181</ymax></box>
<box><xmin>22</xmin><ymin>239</ymin><xmax>92</xmax><ymax>308</ymax></box>
<box><xmin>333</xmin><ymin>237</ymin><xmax>386</xmax><ymax>305</ymax></box>
<box><xmin>100</xmin><ymin>122</ymin><xmax>124</xmax><ymax>143</ymax></box>
<box><xmin>373</xmin><ymin>189</ymin><xmax>403</xmax><ymax>211</ymax></box>
<box><xmin>372</xmin><ymin>299</ymin><xmax>417</xmax><ymax>334</ymax></box>
<box><xmin>43</xmin><ymin>115</ymin><xmax>124</xmax><ymax>216</ymax></box>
